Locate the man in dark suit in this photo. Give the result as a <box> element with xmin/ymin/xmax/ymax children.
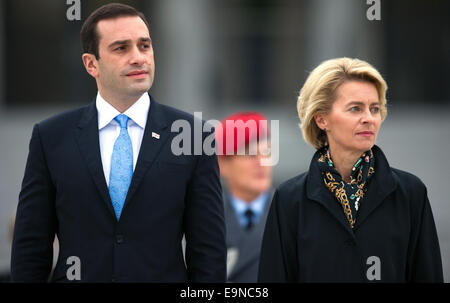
<box><xmin>11</xmin><ymin>3</ymin><xmax>226</xmax><ymax>282</ymax></box>
<box><xmin>215</xmin><ymin>112</ymin><xmax>273</xmax><ymax>283</ymax></box>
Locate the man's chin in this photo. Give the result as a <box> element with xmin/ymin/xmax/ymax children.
<box><xmin>126</xmin><ymin>84</ymin><xmax>152</xmax><ymax>96</ymax></box>
<box><xmin>249</xmin><ymin>183</ymin><xmax>271</xmax><ymax>195</ymax></box>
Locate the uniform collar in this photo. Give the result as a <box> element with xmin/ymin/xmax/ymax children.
<box><xmin>229</xmin><ymin>191</ymin><xmax>269</xmax><ymax>222</ymax></box>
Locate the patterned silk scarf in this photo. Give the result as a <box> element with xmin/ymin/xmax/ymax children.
<box><xmin>317</xmin><ymin>147</ymin><xmax>375</xmax><ymax>229</ymax></box>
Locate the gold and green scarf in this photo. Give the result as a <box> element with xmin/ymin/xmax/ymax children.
<box><xmin>317</xmin><ymin>147</ymin><xmax>375</xmax><ymax>229</ymax></box>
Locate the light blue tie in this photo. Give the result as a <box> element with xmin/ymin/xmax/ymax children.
<box><xmin>109</xmin><ymin>114</ymin><xmax>133</xmax><ymax>220</ymax></box>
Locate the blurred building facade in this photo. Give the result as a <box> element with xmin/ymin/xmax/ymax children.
<box><xmin>1</xmin><ymin>0</ymin><xmax>449</xmax><ymax>110</ymax></box>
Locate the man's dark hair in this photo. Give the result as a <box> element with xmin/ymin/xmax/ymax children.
<box><xmin>80</xmin><ymin>3</ymin><xmax>150</xmax><ymax>59</ymax></box>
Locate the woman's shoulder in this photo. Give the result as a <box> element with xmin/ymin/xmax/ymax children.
<box><xmin>389</xmin><ymin>167</ymin><xmax>430</xmax><ymax>211</ymax></box>
<box><xmin>274</xmin><ymin>172</ymin><xmax>309</xmax><ymax>205</ymax></box>
<box><xmin>269</xmin><ymin>173</ymin><xmax>308</xmax><ymax>225</ymax></box>
<box><xmin>278</xmin><ymin>172</ymin><xmax>308</xmax><ymax>191</ymax></box>
<box><xmin>373</xmin><ymin>145</ymin><xmax>427</xmax><ymax>195</ymax></box>
<box><xmin>390</xmin><ymin>167</ymin><xmax>427</xmax><ymax>191</ymax></box>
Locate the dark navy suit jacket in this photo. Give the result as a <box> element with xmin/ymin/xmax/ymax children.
<box><xmin>11</xmin><ymin>96</ymin><xmax>226</xmax><ymax>282</ymax></box>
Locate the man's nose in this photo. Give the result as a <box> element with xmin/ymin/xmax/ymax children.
<box><xmin>129</xmin><ymin>46</ymin><xmax>146</xmax><ymax>66</ymax></box>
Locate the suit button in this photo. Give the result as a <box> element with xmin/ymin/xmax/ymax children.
<box><xmin>116</xmin><ymin>235</ymin><xmax>124</xmax><ymax>244</ymax></box>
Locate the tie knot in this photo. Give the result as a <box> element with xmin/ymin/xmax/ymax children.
<box><xmin>244</xmin><ymin>208</ymin><xmax>254</xmax><ymax>219</ymax></box>
<box><xmin>114</xmin><ymin>114</ymin><xmax>129</xmax><ymax>129</ymax></box>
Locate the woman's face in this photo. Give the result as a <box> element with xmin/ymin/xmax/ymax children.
<box><xmin>316</xmin><ymin>80</ymin><xmax>382</xmax><ymax>155</ymax></box>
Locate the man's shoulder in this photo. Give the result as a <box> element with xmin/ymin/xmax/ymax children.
<box><xmin>154</xmin><ymin>101</ymin><xmax>213</xmax><ymax>129</ymax></box>
<box><xmin>37</xmin><ymin>104</ymin><xmax>91</xmax><ymax>131</ymax></box>
<box><xmin>155</xmin><ymin>102</ymin><xmax>193</xmax><ymax>121</ymax></box>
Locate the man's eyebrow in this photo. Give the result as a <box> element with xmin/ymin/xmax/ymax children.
<box><xmin>108</xmin><ymin>38</ymin><xmax>151</xmax><ymax>48</ymax></box>
<box><xmin>108</xmin><ymin>40</ymin><xmax>131</xmax><ymax>48</ymax></box>
<box><xmin>139</xmin><ymin>37</ymin><xmax>152</xmax><ymax>43</ymax></box>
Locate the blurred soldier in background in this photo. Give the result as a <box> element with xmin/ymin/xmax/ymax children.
<box><xmin>215</xmin><ymin>112</ymin><xmax>274</xmax><ymax>283</ymax></box>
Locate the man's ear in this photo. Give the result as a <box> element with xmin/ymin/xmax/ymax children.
<box><xmin>82</xmin><ymin>53</ymin><xmax>99</xmax><ymax>78</ymax></box>
<box><xmin>314</xmin><ymin>113</ymin><xmax>328</xmax><ymax>131</ymax></box>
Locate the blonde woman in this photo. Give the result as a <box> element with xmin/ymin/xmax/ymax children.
<box><xmin>258</xmin><ymin>58</ymin><xmax>443</xmax><ymax>282</ymax></box>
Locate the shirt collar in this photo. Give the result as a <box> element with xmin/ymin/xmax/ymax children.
<box><xmin>230</xmin><ymin>191</ymin><xmax>269</xmax><ymax>218</ymax></box>
<box><xmin>96</xmin><ymin>92</ymin><xmax>150</xmax><ymax>130</ymax></box>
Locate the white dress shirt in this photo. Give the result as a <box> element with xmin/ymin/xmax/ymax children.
<box><xmin>96</xmin><ymin>92</ymin><xmax>150</xmax><ymax>186</ymax></box>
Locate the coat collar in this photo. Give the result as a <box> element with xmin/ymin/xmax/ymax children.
<box><xmin>75</xmin><ymin>95</ymin><xmax>170</xmax><ymax>221</ymax></box>
<box><xmin>306</xmin><ymin>145</ymin><xmax>397</xmax><ymax>237</ymax></box>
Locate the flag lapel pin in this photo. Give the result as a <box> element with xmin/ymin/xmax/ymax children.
<box><xmin>152</xmin><ymin>132</ymin><xmax>160</xmax><ymax>139</ymax></box>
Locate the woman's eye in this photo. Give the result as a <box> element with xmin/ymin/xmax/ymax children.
<box><xmin>371</xmin><ymin>107</ymin><xmax>380</xmax><ymax>113</ymax></box>
<box><xmin>350</xmin><ymin>106</ymin><xmax>360</xmax><ymax>112</ymax></box>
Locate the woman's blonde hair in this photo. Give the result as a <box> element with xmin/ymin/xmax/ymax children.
<box><xmin>297</xmin><ymin>57</ymin><xmax>388</xmax><ymax>150</ymax></box>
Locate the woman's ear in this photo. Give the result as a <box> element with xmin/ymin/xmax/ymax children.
<box><xmin>314</xmin><ymin>114</ymin><xmax>327</xmax><ymax>131</ymax></box>
<box><xmin>82</xmin><ymin>53</ymin><xmax>99</xmax><ymax>78</ymax></box>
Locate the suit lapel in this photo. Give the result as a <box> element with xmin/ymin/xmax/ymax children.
<box><xmin>223</xmin><ymin>193</ymin><xmax>243</xmax><ymax>277</ymax></box>
<box><xmin>225</xmin><ymin>191</ymin><xmax>274</xmax><ymax>277</ymax></box>
<box><xmin>75</xmin><ymin>102</ymin><xmax>116</xmax><ymax>218</ymax></box>
<box><xmin>122</xmin><ymin>98</ymin><xmax>170</xmax><ymax>212</ymax></box>
<box><xmin>224</xmin><ymin>193</ymin><xmax>244</xmax><ymax>243</ymax></box>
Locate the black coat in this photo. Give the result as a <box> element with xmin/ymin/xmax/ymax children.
<box><xmin>258</xmin><ymin>145</ymin><xmax>443</xmax><ymax>282</ymax></box>
<box><xmin>11</xmin><ymin>97</ymin><xmax>226</xmax><ymax>282</ymax></box>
